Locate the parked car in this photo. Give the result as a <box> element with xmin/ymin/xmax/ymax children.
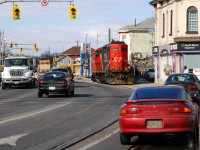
<box><xmin>144</xmin><ymin>68</ymin><xmax>155</xmax><ymax>81</ymax></box>
<box><xmin>51</xmin><ymin>67</ymin><xmax>74</xmax><ymax>80</ymax></box>
<box><xmin>119</xmin><ymin>86</ymin><xmax>199</xmax><ymax>149</ymax></box>
<box><xmin>37</xmin><ymin>71</ymin><xmax>74</xmax><ymax>98</ymax></box>
<box><xmin>165</xmin><ymin>73</ymin><xmax>200</xmax><ymax>101</ymax></box>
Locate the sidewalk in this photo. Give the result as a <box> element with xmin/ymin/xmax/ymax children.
<box><xmin>74</xmin><ymin>77</ymin><xmax>163</xmax><ymax>91</ymax></box>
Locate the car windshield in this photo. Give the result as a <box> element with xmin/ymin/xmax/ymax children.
<box><xmin>52</xmin><ymin>68</ymin><xmax>69</xmax><ymax>73</ymax></box>
<box><xmin>130</xmin><ymin>87</ymin><xmax>187</xmax><ymax>100</ymax></box>
<box><xmin>166</xmin><ymin>74</ymin><xmax>195</xmax><ymax>83</ymax></box>
<box><xmin>5</xmin><ymin>59</ymin><xmax>28</xmax><ymax>67</ymax></box>
<box><xmin>148</xmin><ymin>69</ymin><xmax>155</xmax><ymax>72</ymax></box>
<box><xmin>43</xmin><ymin>72</ymin><xmax>66</xmax><ymax>79</ymax></box>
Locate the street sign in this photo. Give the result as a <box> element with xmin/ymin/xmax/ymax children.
<box><xmin>41</xmin><ymin>0</ymin><xmax>48</xmax><ymax>6</ymax></box>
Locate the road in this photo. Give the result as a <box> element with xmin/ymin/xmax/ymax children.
<box><xmin>0</xmin><ymin>79</ymin><xmax>198</xmax><ymax>150</ymax></box>
<box><xmin>0</xmin><ymin>80</ymin><xmax>131</xmax><ymax>150</ymax></box>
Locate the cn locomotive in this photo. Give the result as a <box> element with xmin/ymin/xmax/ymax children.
<box><xmin>91</xmin><ymin>40</ymin><xmax>136</xmax><ymax>85</ymax></box>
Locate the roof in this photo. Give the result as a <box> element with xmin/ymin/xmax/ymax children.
<box><xmin>149</xmin><ymin>0</ymin><xmax>163</xmax><ymax>6</ymax></box>
<box><xmin>118</xmin><ymin>17</ymin><xmax>155</xmax><ymax>32</ymax></box>
<box><xmin>137</xmin><ymin>85</ymin><xmax>184</xmax><ymax>90</ymax></box>
<box><xmin>61</xmin><ymin>46</ymin><xmax>80</xmax><ymax>56</ymax></box>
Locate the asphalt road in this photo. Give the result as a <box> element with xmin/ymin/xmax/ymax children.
<box><xmin>0</xmin><ymin>81</ymin><xmax>131</xmax><ymax>150</ymax></box>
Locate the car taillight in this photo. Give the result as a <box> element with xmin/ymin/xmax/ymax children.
<box><xmin>168</xmin><ymin>106</ymin><xmax>192</xmax><ymax>113</ymax></box>
<box><xmin>61</xmin><ymin>80</ymin><xmax>67</xmax><ymax>85</ymax></box>
<box><xmin>38</xmin><ymin>79</ymin><xmax>43</xmax><ymax>85</ymax></box>
<box><xmin>120</xmin><ymin>107</ymin><xmax>141</xmax><ymax>115</ymax></box>
<box><xmin>187</xmin><ymin>84</ymin><xmax>197</xmax><ymax>89</ymax></box>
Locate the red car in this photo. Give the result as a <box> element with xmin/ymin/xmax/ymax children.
<box><xmin>119</xmin><ymin>86</ymin><xmax>199</xmax><ymax>149</ymax></box>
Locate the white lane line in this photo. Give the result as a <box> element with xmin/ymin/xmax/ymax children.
<box><xmin>0</xmin><ymin>133</ymin><xmax>28</xmax><ymax>146</ymax></box>
<box><xmin>79</xmin><ymin>128</ymin><xmax>119</xmax><ymax>150</ymax></box>
<box><xmin>0</xmin><ymin>103</ymin><xmax>70</xmax><ymax>124</ymax></box>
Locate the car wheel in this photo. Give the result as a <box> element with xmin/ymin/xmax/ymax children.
<box><xmin>38</xmin><ymin>91</ymin><xmax>43</xmax><ymax>98</ymax></box>
<box><xmin>65</xmin><ymin>90</ymin><xmax>70</xmax><ymax>97</ymax></box>
<box><xmin>187</xmin><ymin>132</ymin><xmax>197</xmax><ymax>150</ymax></box>
<box><xmin>1</xmin><ymin>82</ymin><xmax>6</xmax><ymax>89</ymax></box>
<box><xmin>120</xmin><ymin>133</ymin><xmax>131</xmax><ymax>145</ymax></box>
<box><xmin>70</xmin><ymin>87</ymin><xmax>74</xmax><ymax>96</ymax></box>
<box><xmin>27</xmin><ymin>83</ymin><xmax>33</xmax><ymax>88</ymax></box>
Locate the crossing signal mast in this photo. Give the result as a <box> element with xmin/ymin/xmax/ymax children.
<box><xmin>69</xmin><ymin>5</ymin><xmax>77</xmax><ymax>20</ymax></box>
<box><xmin>12</xmin><ymin>5</ymin><xmax>21</xmax><ymax>21</ymax></box>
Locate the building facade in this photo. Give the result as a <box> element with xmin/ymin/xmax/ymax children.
<box><xmin>150</xmin><ymin>0</ymin><xmax>200</xmax><ymax>83</ymax></box>
<box><xmin>57</xmin><ymin>46</ymin><xmax>81</xmax><ymax>76</ymax></box>
<box><xmin>118</xmin><ymin>17</ymin><xmax>155</xmax><ymax>64</ymax></box>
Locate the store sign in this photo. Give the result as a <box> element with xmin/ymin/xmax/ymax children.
<box><xmin>152</xmin><ymin>46</ymin><xmax>159</xmax><ymax>54</ymax></box>
<box><xmin>159</xmin><ymin>44</ymin><xmax>170</xmax><ymax>53</ymax></box>
<box><xmin>170</xmin><ymin>43</ymin><xmax>178</xmax><ymax>51</ymax></box>
<box><xmin>178</xmin><ymin>43</ymin><xmax>200</xmax><ymax>51</ymax></box>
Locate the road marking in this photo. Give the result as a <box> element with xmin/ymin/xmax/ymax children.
<box><xmin>0</xmin><ymin>133</ymin><xmax>27</xmax><ymax>146</ymax></box>
<box><xmin>79</xmin><ymin>128</ymin><xmax>119</xmax><ymax>150</ymax></box>
<box><xmin>0</xmin><ymin>103</ymin><xmax>70</xmax><ymax>124</ymax></box>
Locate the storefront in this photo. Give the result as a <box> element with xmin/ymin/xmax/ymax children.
<box><xmin>153</xmin><ymin>42</ymin><xmax>200</xmax><ymax>83</ymax></box>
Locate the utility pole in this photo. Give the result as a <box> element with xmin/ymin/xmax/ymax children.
<box><xmin>85</xmin><ymin>37</ymin><xmax>87</xmax><ymax>78</ymax></box>
<box><xmin>108</xmin><ymin>28</ymin><xmax>111</xmax><ymax>43</ymax></box>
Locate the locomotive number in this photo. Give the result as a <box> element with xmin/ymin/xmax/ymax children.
<box><xmin>113</xmin><ymin>57</ymin><xmax>122</xmax><ymax>62</ymax></box>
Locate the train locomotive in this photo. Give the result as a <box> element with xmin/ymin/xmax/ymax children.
<box><xmin>91</xmin><ymin>40</ymin><xmax>136</xmax><ymax>85</ymax></box>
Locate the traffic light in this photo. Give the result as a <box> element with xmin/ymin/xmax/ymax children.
<box><xmin>12</xmin><ymin>6</ymin><xmax>21</xmax><ymax>21</ymax></box>
<box><xmin>9</xmin><ymin>43</ymin><xmax>13</xmax><ymax>48</ymax></box>
<box><xmin>20</xmin><ymin>48</ymin><xmax>23</xmax><ymax>52</ymax></box>
<box><xmin>34</xmin><ymin>43</ymin><xmax>38</xmax><ymax>52</ymax></box>
<box><xmin>69</xmin><ymin>5</ymin><xmax>77</xmax><ymax>20</ymax></box>
<box><xmin>35</xmin><ymin>48</ymin><xmax>38</xmax><ymax>52</ymax></box>
<box><xmin>53</xmin><ymin>57</ymin><xmax>57</xmax><ymax>64</ymax></box>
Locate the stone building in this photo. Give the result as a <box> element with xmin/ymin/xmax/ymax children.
<box><xmin>150</xmin><ymin>0</ymin><xmax>200</xmax><ymax>83</ymax></box>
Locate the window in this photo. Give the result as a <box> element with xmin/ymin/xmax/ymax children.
<box><xmin>187</xmin><ymin>6</ymin><xmax>198</xmax><ymax>34</ymax></box>
<box><xmin>162</xmin><ymin>13</ymin><xmax>165</xmax><ymax>38</ymax></box>
<box><xmin>169</xmin><ymin>10</ymin><xmax>173</xmax><ymax>36</ymax></box>
<box><xmin>68</xmin><ymin>60</ymin><xmax>71</xmax><ymax>64</ymax></box>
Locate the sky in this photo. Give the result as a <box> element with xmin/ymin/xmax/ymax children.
<box><xmin>0</xmin><ymin>0</ymin><xmax>154</xmax><ymax>56</ymax></box>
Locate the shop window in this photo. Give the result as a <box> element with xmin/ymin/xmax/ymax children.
<box><xmin>186</xmin><ymin>6</ymin><xmax>198</xmax><ymax>34</ymax></box>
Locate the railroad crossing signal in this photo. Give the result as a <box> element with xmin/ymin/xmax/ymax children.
<box><xmin>69</xmin><ymin>5</ymin><xmax>77</xmax><ymax>20</ymax></box>
<box><xmin>12</xmin><ymin>6</ymin><xmax>21</xmax><ymax>21</ymax></box>
<box><xmin>20</xmin><ymin>48</ymin><xmax>23</xmax><ymax>52</ymax></box>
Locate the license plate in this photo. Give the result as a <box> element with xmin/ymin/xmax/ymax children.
<box><xmin>49</xmin><ymin>86</ymin><xmax>56</xmax><ymax>90</ymax></box>
<box><xmin>146</xmin><ymin>120</ymin><xmax>163</xmax><ymax>128</ymax></box>
<box><xmin>14</xmin><ymin>82</ymin><xmax>19</xmax><ymax>84</ymax></box>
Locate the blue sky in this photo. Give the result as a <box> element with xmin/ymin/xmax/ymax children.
<box><xmin>0</xmin><ymin>0</ymin><xmax>154</xmax><ymax>56</ymax></box>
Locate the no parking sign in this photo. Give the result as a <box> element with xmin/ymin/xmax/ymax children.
<box><xmin>41</xmin><ymin>0</ymin><xmax>49</xmax><ymax>6</ymax></box>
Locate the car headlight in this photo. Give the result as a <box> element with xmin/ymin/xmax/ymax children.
<box><xmin>2</xmin><ymin>72</ymin><xmax>10</xmax><ymax>78</ymax></box>
<box><xmin>24</xmin><ymin>72</ymin><xmax>32</xmax><ymax>77</ymax></box>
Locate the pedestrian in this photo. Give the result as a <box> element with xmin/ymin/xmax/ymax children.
<box><xmin>184</xmin><ymin>66</ymin><xmax>188</xmax><ymax>73</ymax></box>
